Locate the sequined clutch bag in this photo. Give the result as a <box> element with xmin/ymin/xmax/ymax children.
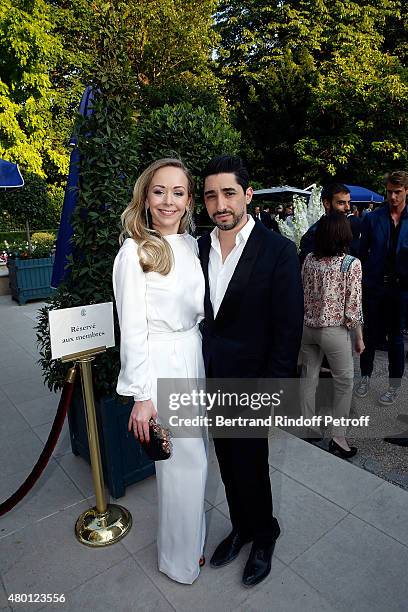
<box><xmin>140</xmin><ymin>418</ymin><xmax>172</xmax><ymax>461</ymax></box>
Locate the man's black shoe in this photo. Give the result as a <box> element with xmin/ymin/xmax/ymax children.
<box><xmin>384</xmin><ymin>436</ymin><xmax>408</xmax><ymax>447</ymax></box>
<box><xmin>210</xmin><ymin>530</ymin><xmax>251</xmax><ymax>568</ymax></box>
<box><xmin>242</xmin><ymin>531</ymin><xmax>280</xmax><ymax>588</ymax></box>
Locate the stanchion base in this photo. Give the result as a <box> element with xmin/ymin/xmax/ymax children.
<box><xmin>75</xmin><ymin>504</ymin><xmax>132</xmax><ymax>547</ymax></box>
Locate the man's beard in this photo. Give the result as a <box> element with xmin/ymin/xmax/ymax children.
<box><xmin>212</xmin><ymin>208</ymin><xmax>245</xmax><ymax>231</ymax></box>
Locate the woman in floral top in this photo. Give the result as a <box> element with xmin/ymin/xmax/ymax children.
<box><xmin>300</xmin><ymin>212</ymin><xmax>364</xmax><ymax>458</ymax></box>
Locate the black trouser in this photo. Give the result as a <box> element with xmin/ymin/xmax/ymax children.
<box><xmin>213</xmin><ymin>436</ymin><xmax>278</xmax><ymax>543</ymax></box>
<box><xmin>360</xmin><ymin>285</ymin><xmax>408</xmax><ymax>386</ymax></box>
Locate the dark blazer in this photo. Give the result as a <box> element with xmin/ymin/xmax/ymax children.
<box><xmin>252</xmin><ymin>211</ymin><xmax>281</xmax><ymax>234</ymax></box>
<box><xmin>298</xmin><ymin>218</ymin><xmax>320</xmax><ymax>265</ymax></box>
<box><xmin>252</xmin><ymin>211</ymin><xmax>269</xmax><ymax>228</ymax></box>
<box><xmin>359</xmin><ymin>204</ymin><xmax>408</xmax><ymax>290</ymax></box>
<box><xmin>348</xmin><ymin>214</ymin><xmax>362</xmax><ymax>257</ymax></box>
<box><xmin>198</xmin><ymin>221</ymin><xmax>304</xmax><ymax>378</ymax></box>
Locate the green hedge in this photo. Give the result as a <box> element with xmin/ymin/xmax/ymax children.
<box><xmin>0</xmin><ymin>230</ymin><xmax>58</xmax><ymax>243</ymax></box>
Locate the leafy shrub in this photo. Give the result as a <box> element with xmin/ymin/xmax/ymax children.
<box><xmin>137</xmin><ymin>102</ymin><xmax>241</xmax><ymax>196</ymax></box>
<box><xmin>1</xmin><ymin>234</ymin><xmax>55</xmax><ymax>259</ymax></box>
<box><xmin>31</xmin><ymin>232</ymin><xmax>56</xmax><ymax>257</ymax></box>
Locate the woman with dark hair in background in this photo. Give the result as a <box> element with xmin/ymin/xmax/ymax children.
<box><xmin>300</xmin><ymin>212</ymin><xmax>365</xmax><ymax>458</ymax></box>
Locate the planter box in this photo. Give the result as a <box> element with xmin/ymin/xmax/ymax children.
<box><xmin>7</xmin><ymin>256</ymin><xmax>55</xmax><ymax>305</ymax></box>
<box><xmin>68</xmin><ymin>385</ymin><xmax>155</xmax><ymax>498</ymax></box>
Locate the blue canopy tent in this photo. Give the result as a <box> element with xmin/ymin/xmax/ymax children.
<box><xmin>0</xmin><ymin>159</ymin><xmax>24</xmax><ymax>189</ymax></box>
<box><xmin>51</xmin><ymin>86</ymin><xmax>94</xmax><ymax>288</ymax></box>
<box><xmin>0</xmin><ymin>160</ymin><xmax>24</xmax><ymax>266</ymax></box>
<box><xmin>345</xmin><ymin>184</ymin><xmax>384</xmax><ymax>204</ymax></box>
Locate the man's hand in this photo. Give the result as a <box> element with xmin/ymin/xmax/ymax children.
<box><xmin>128</xmin><ymin>399</ymin><xmax>157</xmax><ymax>443</ymax></box>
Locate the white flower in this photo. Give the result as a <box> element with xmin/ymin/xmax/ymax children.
<box><xmin>277</xmin><ymin>186</ymin><xmax>324</xmax><ymax>251</ymax></box>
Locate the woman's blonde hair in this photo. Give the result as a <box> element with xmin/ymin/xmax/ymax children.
<box><xmin>120</xmin><ymin>158</ymin><xmax>195</xmax><ymax>275</ymax></box>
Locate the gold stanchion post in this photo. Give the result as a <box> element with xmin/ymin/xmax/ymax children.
<box><xmin>62</xmin><ymin>347</ymin><xmax>132</xmax><ymax>546</ymax></box>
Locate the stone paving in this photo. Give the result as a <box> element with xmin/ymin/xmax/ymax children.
<box><xmin>0</xmin><ymin>296</ymin><xmax>408</xmax><ymax>612</ymax></box>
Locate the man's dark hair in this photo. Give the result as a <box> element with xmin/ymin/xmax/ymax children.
<box><xmin>384</xmin><ymin>170</ymin><xmax>408</xmax><ymax>189</ymax></box>
<box><xmin>314</xmin><ymin>212</ymin><xmax>352</xmax><ymax>258</ymax></box>
<box><xmin>202</xmin><ymin>155</ymin><xmax>249</xmax><ymax>192</ymax></box>
<box><xmin>321</xmin><ymin>183</ymin><xmax>350</xmax><ymax>203</ymax></box>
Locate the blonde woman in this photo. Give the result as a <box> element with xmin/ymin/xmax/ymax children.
<box><xmin>113</xmin><ymin>159</ymin><xmax>207</xmax><ymax>584</ymax></box>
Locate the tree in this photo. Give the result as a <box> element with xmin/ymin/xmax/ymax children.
<box><xmin>37</xmin><ymin>1</ymin><xmax>229</xmax><ymax>394</ymax></box>
<box><xmin>294</xmin><ymin>0</ymin><xmax>408</xmax><ymax>188</ymax></box>
<box><xmin>215</xmin><ymin>0</ymin><xmax>408</xmax><ymax>189</ymax></box>
<box><xmin>0</xmin><ymin>173</ymin><xmax>62</xmax><ymax>251</ymax></box>
<box><xmin>137</xmin><ymin>103</ymin><xmax>240</xmax><ymax>194</ymax></box>
<box><xmin>0</xmin><ymin>0</ymin><xmax>69</xmax><ymax>180</ymax></box>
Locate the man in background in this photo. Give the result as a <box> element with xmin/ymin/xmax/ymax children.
<box><xmin>299</xmin><ymin>183</ymin><xmax>351</xmax><ymax>263</ymax></box>
<box><xmin>355</xmin><ymin>171</ymin><xmax>408</xmax><ymax>416</ymax></box>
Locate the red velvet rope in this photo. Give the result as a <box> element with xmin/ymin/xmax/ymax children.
<box><xmin>0</xmin><ymin>367</ymin><xmax>77</xmax><ymax>517</ymax></box>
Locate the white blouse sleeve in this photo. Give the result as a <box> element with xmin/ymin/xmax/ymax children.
<box><xmin>112</xmin><ymin>241</ymin><xmax>152</xmax><ymax>401</ymax></box>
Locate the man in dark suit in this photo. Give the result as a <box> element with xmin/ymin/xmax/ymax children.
<box><xmin>347</xmin><ymin>210</ymin><xmax>362</xmax><ymax>256</ymax></box>
<box><xmin>252</xmin><ymin>204</ymin><xmax>270</xmax><ymax>227</ymax></box>
<box><xmin>299</xmin><ymin>183</ymin><xmax>351</xmax><ymax>264</ymax></box>
<box><xmin>354</xmin><ymin>172</ymin><xmax>408</xmax><ymax>438</ymax></box>
<box><xmin>198</xmin><ymin>156</ymin><xmax>303</xmax><ymax>586</ymax></box>
<box><xmin>252</xmin><ymin>205</ymin><xmax>281</xmax><ymax>233</ymax></box>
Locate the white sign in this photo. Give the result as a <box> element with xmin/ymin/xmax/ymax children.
<box><xmin>49</xmin><ymin>302</ymin><xmax>115</xmax><ymax>360</ymax></box>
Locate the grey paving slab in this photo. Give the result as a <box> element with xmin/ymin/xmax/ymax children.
<box><xmin>0</xmin><ymin>393</ymin><xmax>31</xmax><ymax>437</ymax></box>
<box><xmin>0</xmin><ymin>323</ymin><xmax>39</xmax><ymax>353</ymax></box>
<box><xmin>0</xmin><ymin>346</ymin><xmax>37</xmax><ymax>371</ymax></box>
<box><xmin>0</xmin><ymin>360</ymin><xmax>43</xmax><ymax>386</ymax></box>
<box><xmin>241</xmin><ymin>565</ymin><xmax>338</xmax><ymax>612</ymax></box>
<box><xmin>0</xmin><ymin>427</ymin><xmax>44</xmax><ymax>479</ymax></box>
<box><xmin>351</xmin><ymin>480</ymin><xmax>408</xmax><ymax>547</ymax></box>
<box><xmin>56</xmin><ymin>453</ymin><xmax>95</xmax><ymax>498</ymax></box>
<box><xmin>217</xmin><ymin>470</ymin><xmax>348</xmax><ymax>565</ymax></box>
<box><xmin>0</xmin><ymin>460</ymin><xmax>84</xmax><ymax>538</ymax></box>
<box><xmin>0</xmin><ymin>374</ymin><xmax>51</xmax><ymax>405</ymax></box>
<box><xmin>291</xmin><ymin>514</ymin><xmax>408</xmax><ymax>612</ymax></box>
<box><xmin>125</xmin><ymin>473</ymin><xmax>157</xmax><ymax>505</ymax></box>
<box><xmin>15</xmin><ymin>392</ymin><xmax>61</xmax><ymax>428</ymax></box>
<box><xmin>10</xmin><ymin>341</ymin><xmax>40</xmax><ymax>360</ymax></box>
<box><xmin>268</xmin><ymin>434</ymin><xmax>384</xmax><ymax>510</ymax></box>
<box><xmin>0</xmin><ymin>502</ymin><xmax>130</xmax><ymax>612</ymax></box>
<box><xmin>134</xmin><ymin>507</ymin><xmax>286</xmax><ymax>612</ymax></box>
<box><xmin>204</xmin><ymin>459</ymin><xmax>226</xmax><ymax>506</ymax></box>
<box><xmin>116</xmin><ymin>488</ymin><xmax>159</xmax><ymax>555</ymax></box>
<box><xmin>33</xmin><ymin>420</ymin><xmax>71</xmax><ymax>458</ymax></box>
<box><xmin>36</xmin><ymin>557</ymin><xmax>174</xmax><ymax>612</ymax></box>
<box><xmin>0</xmin><ymin>583</ymin><xmax>8</xmax><ymax>608</ymax></box>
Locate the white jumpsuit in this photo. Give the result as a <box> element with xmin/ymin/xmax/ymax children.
<box><xmin>113</xmin><ymin>234</ymin><xmax>207</xmax><ymax>584</ymax></box>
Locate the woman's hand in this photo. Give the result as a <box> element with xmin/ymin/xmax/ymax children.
<box><xmin>128</xmin><ymin>399</ymin><xmax>157</xmax><ymax>443</ymax></box>
<box><xmin>353</xmin><ymin>325</ymin><xmax>365</xmax><ymax>355</ymax></box>
<box><xmin>354</xmin><ymin>337</ymin><xmax>365</xmax><ymax>355</ymax></box>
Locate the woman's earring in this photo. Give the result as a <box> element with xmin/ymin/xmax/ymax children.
<box><xmin>145</xmin><ymin>206</ymin><xmax>150</xmax><ymax>229</ymax></box>
<box><xmin>186</xmin><ymin>207</ymin><xmax>195</xmax><ymax>235</ymax></box>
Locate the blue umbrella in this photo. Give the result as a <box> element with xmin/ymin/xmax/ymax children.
<box><xmin>51</xmin><ymin>86</ymin><xmax>94</xmax><ymax>288</ymax></box>
<box><xmin>0</xmin><ymin>159</ymin><xmax>24</xmax><ymax>189</ymax></box>
<box><xmin>345</xmin><ymin>184</ymin><xmax>384</xmax><ymax>204</ymax></box>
